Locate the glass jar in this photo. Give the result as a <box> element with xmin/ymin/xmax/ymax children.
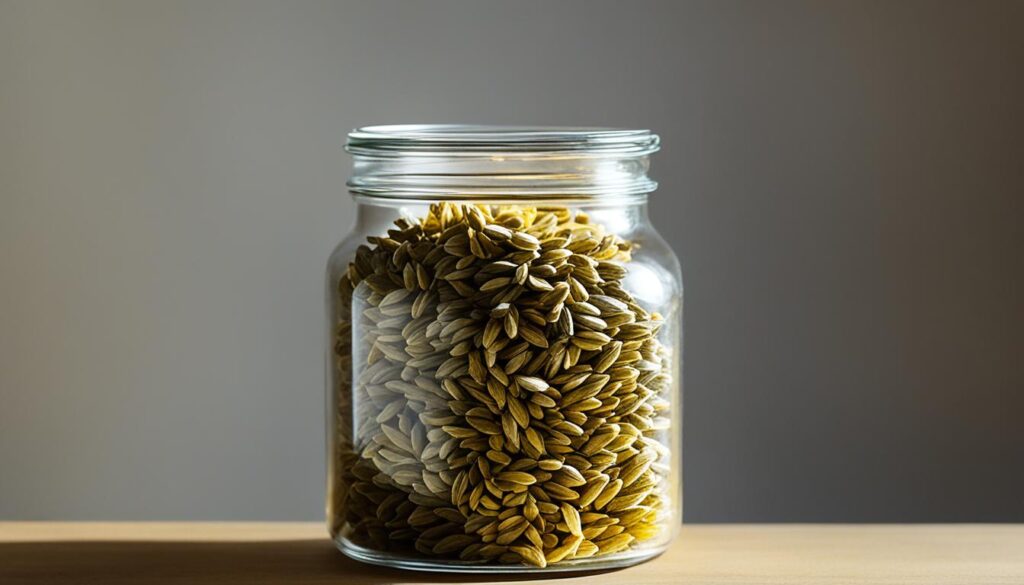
<box><xmin>326</xmin><ymin>125</ymin><xmax>682</xmax><ymax>572</ymax></box>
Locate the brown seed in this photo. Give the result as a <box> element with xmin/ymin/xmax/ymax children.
<box><xmin>508</xmin><ymin>397</ymin><xmax>530</xmax><ymax>428</ymax></box>
<box><xmin>518</xmin><ymin>323</ymin><xmax>549</xmax><ymax>348</ymax></box>
<box><xmin>523</xmin><ymin>427</ymin><xmax>546</xmax><ymax>456</ymax></box>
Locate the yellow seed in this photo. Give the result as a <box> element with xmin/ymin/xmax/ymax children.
<box><xmin>537</xmin><ymin>458</ymin><xmax>563</xmax><ymax>471</ymax></box>
<box><xmin>332</xmin><ymin>204</ymin><xmax>673</xmax><ymax>566</ymax></box>
<box><xmin>596</xmin><ymin>533</ymin><xmax>635</xmax><ymax>553</ymax></box>
<box><xmin>560</xmin><ymin>502</ymin><xmax>582</xmax><ymax>536</ymax></box>
<box><xmin>573</xmin><ymin>540</ymin><xmax>599</xmax><ymax>558</ymax></box>
<box><xmin>497</xmin><ymin>471</ymin><xmax>537</xmax><ymax>485</ymax></box>
<box><xmin>545</xmin><ymin>535</ymin><xmax>583</xmax><ymax>563</ymax></box>
<box><xmin>578</xmin><ymin>474</ymin><xmax>611</xmax><ymax>507</ymax></box>
<box><xmin>514</xmin><ymin>375</ymin><xmax>548</xmax><ymax>393</ymax></box>
<box><xmin>510</xmin><ymin>545</ymin><xmax>547</xmax><ymax>568</ymax></box>
<box><xmin>593</xmin><ymin>479</ymin><xmax>623</xmax><ymax>510</ymax></box>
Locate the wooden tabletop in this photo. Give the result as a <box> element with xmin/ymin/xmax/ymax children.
<box><xmin>1</xmin><ymin>523</ymin><xmax>1020</xmax><ymax>584</ymax></box>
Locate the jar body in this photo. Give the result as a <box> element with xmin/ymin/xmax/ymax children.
<box><xmin>326</xmin><ymin>198</ymin><xmax>682</xmax><ymax>572</ymax></box>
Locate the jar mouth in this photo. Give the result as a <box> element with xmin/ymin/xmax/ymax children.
<box><xmin>347</xmin><ymin>124</ymin><xmax>660</xmax><ymax>157</ymax></box>
<box><xmin>346</xmin><ymin>124</ymin><xmax>659</xmax><ymax>201</ymax></box>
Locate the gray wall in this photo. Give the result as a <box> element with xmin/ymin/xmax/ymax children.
<box><xmin>1</xmin><ymin>0</ymin><xmax>1021</xmax><ymax>522</ymax></box>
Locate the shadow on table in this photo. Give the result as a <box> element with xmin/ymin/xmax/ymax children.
<box><xmin>0</xmin><ymin>540</ymin><xmax>624</xmax><ymax>584</ymax></box>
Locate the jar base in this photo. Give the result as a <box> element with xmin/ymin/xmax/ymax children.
<box><xmin>334</xmin><ymin>534</ymin><xmax>668</xmax><ymax>574</ymax></box>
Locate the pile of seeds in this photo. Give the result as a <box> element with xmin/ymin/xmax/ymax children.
<box><xmin>329</xmin><ymin>203</ymin><xmax>672</xmax><ymax>568</ymax></box>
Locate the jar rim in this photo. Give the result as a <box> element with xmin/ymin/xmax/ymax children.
<box><xmin>347</xmin><ymin>124</ymin><xmax>660</xmax><ymax>157</ymax></box>
<box><xmin>346</xmin><ymin>124</ymin><xmax>659</xmax><ymax>201</ymax></box>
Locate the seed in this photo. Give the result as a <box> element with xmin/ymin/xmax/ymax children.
<box><xmin>508</xmin><ymin>397</ymin><xmax>530</xmax><ymax>428</ymax></box>
<box><xmin>536</xmin><ymin>501</ymin><xmax>560</xmax><ymax>515</ymax></box>
<box><xmin>619</xmin><ymin>451</ymin><xmax>654</xmax><ymax>486</ymax></box>
<box><xmin>381</xmin><ymin>424</ymin><xmax>413</xmax><ymax>453</ymax></box>
<box><xmin>574</xmin><ymin>314</ymin><xmax>608</xmax><ymax>330</ymax></box>
<box><xmin>496</xmin><ymin>521</ymin><xmax>530</xmax><ymax>545</ymax></box>
<box><xmin>518</xmin><ymin>323</ymin><xmax>549</xmax><ymax>348</ymax></box>
<box><xmin>596</xmin><ymin>533</ymin><xmax>635</xmax><ymax>554</ymax></box>
<box><xmin>478</xmin><ymin>543</ymin><xmax>508</xmax><ymax>558</ymax></box>
<box><xmin>554</xmin><ymin>465</ymin><xmax>587</xmax><ymax>488</ymax></box>
<box><xmin>606</xmin><ymin>489</ymin><xmax>651</xmax><ymax>513</ymax></box>
<box><xmin>483</xmin><ymin>224</ymin><xmax>512</xmax><ymax>240</ymax></box>
<box><xmin>544</xmin><ymin>482</ymin><xmax>579</xmax><ymax>501</ymax></box>
<box><xmin>496</xmin><ymin>516</ymin><xmax>529</xmax><ymax>544</ymax></box>
<box><xmin>433</xmin><ymin>534</ymin><xmax>478</xmax><ymax>554</ymax></box>
<box><xmin>593</xmin><ymin>479</ymin><xmax>624</xmax><ymax>510</ymax></box>
<box><xmin>442</xmin><ymin>425</ymin><xmax>478</xmax><ymax>439</ymax></box>
<box><xmin>613</xmin><ymin>506</ymin><xmax>651</xmax><ymax>527</ymax></box>
<box><xmin>561</xmin><ymin>502</ymin><xmax>583</xmax><ymax>536</ymax></box>
<box><xmin>510</xmin><ymin>544</ymin><xmax>547</xmax><ymax>568</ymax></box>
<box><xmin>481</xmin><ymin>276</ymin><xmax>512</xmax><ymax>292</ymax></box>
<box><xmin>590</xmin><ymin>294</ymin><xmax>629</xmax><ymax>312</ymax></box>
<box><xmin>544</xmin><ymin>535</ymin><xmax>583</xmax><ymax>563</ymax></box>
<box><xmin>530</xmin><ymin>393</ymin><xmax>556</xmax><ymax>408</ymax></box>
<box><xmin>330</xmin><ymin>203</ymin><xmax>673</xmax><ymax>567</ymax></box>
<box><xmin>571</xmin><ymin>330</ymin><xmax>612</xmax><ymax>351</ymax></box>
<box><xmin>515</xmin><ymin>375</ymin><xmax>548</xmax><ymax>393</ymax></box>
<box><xmin>594</xmin><ymin>342</ymin><xmax>623</xmax><ymax>373</ymax></box>
<box><xmin>578</xmin><ymin>474</ymin><xmax>611</xmax><ymax>507</ymax></box>
<box><xmin>574</xmin><ymin>540</ymin><xmax>600</xmax><ymax>558</ymax></box>
<box><xmin>537</xmin><ymin>458</ymin><xmax>563</xmax><ymax>471</ymax></box>
<box><xmin>497</xmin><ymin>471</ymin><xmax>537</xmax><ymax>485</ymax></box>
<box><xmin>523</xmin><ymin>427</ymin><xmax>546</xmax><ymax>456</ymax></box>
<box><xmin>524</xmin><ymin>524</ymin><xmax>544</xmax><ymax>549</ymax></box>
<box><xmin>581</xmin><ymin>428</ymin><xmax>619</xmax><ymax>455</ymax></box>
<box><xmin>510</xmin><ymin>232</ymin><xmax>541</xmax><ymax>250</ymax></box>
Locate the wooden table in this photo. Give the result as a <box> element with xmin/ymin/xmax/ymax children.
<box><xmin>1</xmin><ymin>523</ymin><xmax>1021</xmax><ymax>584</ymax></box>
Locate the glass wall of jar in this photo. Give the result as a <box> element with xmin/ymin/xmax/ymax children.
<box><xmin>326</xmin><ymin>126</ymin><xmax>682</xmax><ymax>572</ymax></box>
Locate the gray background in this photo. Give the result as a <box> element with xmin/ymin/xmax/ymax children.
<box><xmin>1</xmin><ymin>0</ymin><xmax>1022</xmax><ymax>522</ymax></box>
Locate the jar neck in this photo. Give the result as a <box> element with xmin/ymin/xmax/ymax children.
<box><xmin>347</xmin><ymin>153</ymin><xmax>656</xmax><ymax>203</ymax></box>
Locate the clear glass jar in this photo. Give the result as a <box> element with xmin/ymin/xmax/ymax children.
<box><xmin>326</xmin><ymin>126</ymin><xmax>682</xmax><ymax>572</ymax></box>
